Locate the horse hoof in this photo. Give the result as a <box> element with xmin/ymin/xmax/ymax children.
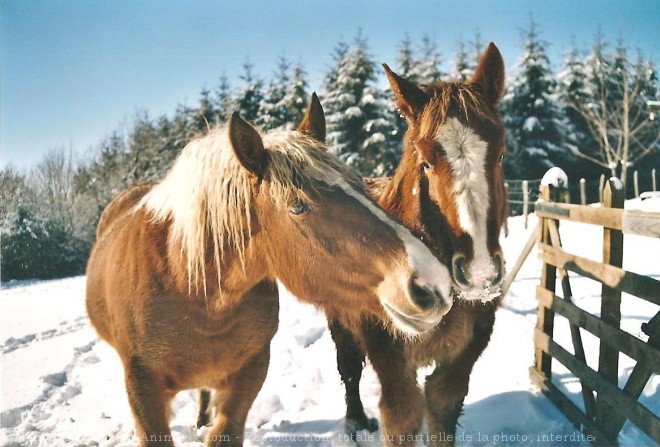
<box><xmin>345</xmin><ymin>416</ymin><xmax>379</xmax><ymax>435</ymax></box>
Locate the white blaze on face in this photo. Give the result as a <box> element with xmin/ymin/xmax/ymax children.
<box><xmin>436</xmin><ymin>118</ymin><xmax>496</xmax><ymax>289</ymax></box>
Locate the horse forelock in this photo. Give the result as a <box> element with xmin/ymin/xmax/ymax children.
<box><xmin>417</xmin><ymin>82</ymin><xmax>497</xmax><ymax>141</ymax></box>
<box><xmin>261</xmin><ymin>130</ymin><xmax>363</xmax><ymax>206</ymax></box>
<box><xmin>139</xmin><ymin>127</ymin><xmax>360</xmax><ymax>294</ymax></box>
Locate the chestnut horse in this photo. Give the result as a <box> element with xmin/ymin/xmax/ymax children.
<box><xmin>86</xmin><ymin>95</ymin><xmax>453</xmax><ymax>447</ymax></box>
<box><xmin>329</xmin><ymin>44</ymin><xmax>508</xmax><ymax>446</ymax></box>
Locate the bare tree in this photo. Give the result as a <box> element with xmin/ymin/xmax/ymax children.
<box><xmin>30</xmin><ymin>146</ymin><xmax>78</xmax><ymax>232</ymax></box>
<box><xmin>569</xmin><ymin>46</ymin><xmax>659</xmax><ymax>186</ymax></box>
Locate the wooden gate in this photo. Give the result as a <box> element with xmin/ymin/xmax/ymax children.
<box><xmin>522</xmin><ymin>179</ymin><xmax>660</xmax><ymax>445</ymax></box>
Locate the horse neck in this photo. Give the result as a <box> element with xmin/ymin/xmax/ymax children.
<box><xmin>164</xmin><ymin>225</ymin><xmax>269</xmax><ymax>307</ymax></box>
<box><xmin>379</xmin><ymin>141</ymin><xmax>424</xmax><ymax>232</ymax></box>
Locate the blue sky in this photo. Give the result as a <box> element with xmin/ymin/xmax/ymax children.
<box><xmin>2</xmin><ymin>0</ymin><xmax>658</xmax><ymax>169</ymax></box>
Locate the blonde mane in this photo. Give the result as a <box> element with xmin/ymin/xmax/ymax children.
<box><xmin>139</xmin><ymin>126</ymin><xmax>361</xmax><ymax>293</ymax></box>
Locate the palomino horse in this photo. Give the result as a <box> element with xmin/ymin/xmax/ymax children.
<box><xmin>329</xmin><ymin>43</ymin><xmax>508</xmax><ymax>446</ymax></box>
<box><xmin>86</xmin><ymin>95</ymin><xmax>453</xmax><ymax>447</ymax></box>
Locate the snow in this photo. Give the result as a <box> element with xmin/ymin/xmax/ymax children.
<box><xmin>344</xmin><ymin>107</ymin><xmax>363</xmax><ymax>119</ymax></box>
<box><xmin>2</xmin><ymin>212</ymin><xmax>658</xmax><ymax>446</ymax></box>
<box><xmin>540</xmin><ymin>167</ymin><xmax>569</xmax><ymax>188</ymax></box>
<box><xmin>522</xmin><ymin>117</ymin><xmax>539</xmax><ymax>133</ymax></box>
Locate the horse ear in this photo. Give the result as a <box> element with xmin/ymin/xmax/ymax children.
<box><xmin>383</xmin><ymin>63</ymin><xmax>428</xmax><ymax>121</ymax></box>
<box><xmin>228</xmin><ymin>112</ymin><xmax>267</xmax><ymax>176</ymax></box>
<box><xmin>471</xmin><ymin>42</ymin><xmax>505</xmax><ymax>104</ymax></box>
<box><xmin>298</xmin><ymin>92</ymin><xmax>326</xmax><ymax>142</ymax></box>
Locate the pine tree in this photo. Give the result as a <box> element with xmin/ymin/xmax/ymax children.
<box><xmin>1</xmin><ymin>206</ymin><xmax>86</xmax><ymax>281</ymax></box>
<box><xmin>451</xmin><ymin>31</ymin><xmax>482</xmax><ymax>80</ymax></box>
<box><xmin>215</xmin><ymin>74</ymin><xmax>236</xmax><ymax>123</ymax></box>
<box><xmin>191</xmin><ymin>88</ymin><xmax>218</xmax><ymax>132</ymax></box>
<box><xmin>323</xmin><ymin>33</ymin><xmax>399</xmax><ymax>176</ymax></box>
<box><xmin>396</xmin><ymin>34</ymin><xmax>417</xmax><ymax>82</ymax></box>
<box><xmin>470</xmin><ymin>30</ymin><xmax>484</xmax><ymax>73</ymax></box>
<box><xmin>236</xmin><ymin>61</ymin><xmax>264</xmax><ymax>124</ymax></box>
<box><xmin>390</xmin><ymin>35</ymin><xmax>417</xmax><ymax>142</ymax></box>
<box><xmin>257</xmin><ymin>57</ymin><xmax>308</xmax><ymax>131</ymax></box>
<box><xmin>557</xmin><ymin>42</ymin><xmax>602</xmax><ymax>182</ymax></box>
<box><xmin>76</xmin><ymin>130</ymin><xmax>130</xmax><ymax>208</ymax></box>
<box><xmin>125</xmin><ymin>113</ymin><xmax>162</xmax><ymax>183</ymax></box>
<box><xmin>0</xmin><ymin>166</ymin><xmax>34</xmax><ymax>231</ymax></box>
<box><xmin>452</xmin><ymin>38</ymin><xmax>473</xmax><ymax>80</ymax></box>
<box><xmin>258</xmin><ymin>56</ymin><xmax>290</xmax><ymax>130</ymax></box>
<box><xmin>502</xmin><ymin>20</ymin><xmax>569</xmax><ymax>179</ymax></box>
<box><xmin>414</xmin><ymin>35</ymin><xmax>444</xmax><ymax>85</ymax></box>
<box><xmin>323</xmin><ymin>39</ymin><xmax>360</xmax><ymax>159</ymax></box>
<box><xmin>281</xmin><ymin>62</ymin><xmax>309</xmax><ymax>129</ymax></box>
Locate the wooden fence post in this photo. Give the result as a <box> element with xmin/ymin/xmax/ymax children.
<box><xmin>599</xmin><ymin>174</ymin><xmax>605</xmax><ymax>204</ymax></box>
<box><xmin>653</xmin><ymin>168</ymin><xmax>657</xmax><ymax>192</ymax></box>
<box><xmin>523</xmin><ymin>179</ymin><xmax>529</xmax><ymax>229</ymax></box>
<box><xmin>580</xmin><ymin>178</ymin><xmax>586</xmax><ymax>205</ymax></box>
<box><xmin>534</xmin><ymin>184</ymin><xmax>557</xmax><ymax>380</ymax></box>
<box><xmin>597</xmin><ymin>178</ymin><xmax>625</xmax><ymax>435</ymax></box>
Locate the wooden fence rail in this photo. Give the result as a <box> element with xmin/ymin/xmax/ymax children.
<box><xmin>517</xmin><ymin>179</ymin><xmax>660</xmax><ymax>446</ymax></box>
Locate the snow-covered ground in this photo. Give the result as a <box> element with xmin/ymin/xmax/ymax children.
<box><xmin>1</xmin><ymin>209</ymin><xmax>658</xmax><ymax>447</ymax></box>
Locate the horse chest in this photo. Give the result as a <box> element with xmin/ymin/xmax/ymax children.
<box><xmin>408</xmin><ymin>302</ymin><xmax>496</xmax><ymax>367</ymax></box>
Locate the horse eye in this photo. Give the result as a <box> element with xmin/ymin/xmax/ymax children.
<box><xmin>421</xmin><ymin>162</ymin><xmax>431</xmax><ymax>170</ymax></box>
<box><xmin>289</xmin><ymin>200</ymin><xmax>311</xmax><ymax>216</ymax></box>
<box><xmin>498</xmin><ymin>154</ymin><xmax>504</xmax><ymax>163</ymax></box>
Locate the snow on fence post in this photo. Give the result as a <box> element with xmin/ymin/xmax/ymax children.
<box><xmin>541</xmin><ymin>167</ymin><xmax>569</xmax><ymax>203</ymax></box>
<box><xmin>634</xmin><ymin>170</ymin><xmax>640</xmax><ymax>198</ymax></box>
<box><xmin>653</xmin><ymin>168</ymin><xmax>657</xmax><ymax>192</ymax></box>
<box><xmin>579</xmin><ymin>178</ymin><xmax>586</xmax><ymax>205</ymax></box>
<box><xmin>596</xmin><ymin>178</ymin><xmax>625</xmax><ymax>434</ymax></box>
<box><xmin>599</xmin><ymin>174</ymin><xmax>605</xmax><ymax>204</ymax></box>
<box><xmin>522</xmin><ymin>180</ymin><xmax>529</xmax><ymax>229</ymax></box>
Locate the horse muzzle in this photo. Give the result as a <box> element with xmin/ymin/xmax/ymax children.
<box><xmin>451</xmin><ymin>251</ymin><xmax>505</xmax><ymax>301</ymax></box>
<box><xmin>381</xmin><ymin>273</ymin><xmax>453</xmax><ymax>336</ymax></box>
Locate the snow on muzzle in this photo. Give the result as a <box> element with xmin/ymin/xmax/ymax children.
<box><xmin>451</xmin><ymin>250</ymin><xmax>505</xmax><ymax>302</ymax></box>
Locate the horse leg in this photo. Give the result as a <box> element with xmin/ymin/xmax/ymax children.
<box><xmin>362</xmin><ymin>323</ymin><xmax>424</xmax><ymax>447</ymax></box>
<box><xmin>124</xmin><ymin>356</ymin><xmax>175</xmax><ymax>447</ymax></box>
<box><xmin>423</xmin><ymin>362</ymin><xmax>470</xmax><ymax>447</ymax></box>
<box><xmin>196</xmin><ymin>388</ymin><xmax>212</xmax><ymax>428</ymax></box>
<box><xmin>425</xmin><ymin>310</ymin><xmax>496</xmax><ymax>447</ymax></box>
<box><xmin>329</xmin><ymin>318</ymin><xmax>378</xmax><ymax>434</ymax></box>
<box><xmin>205</xmin><ymin>348</ymin><xmax>270</xmax><ymax>447</ymax></box>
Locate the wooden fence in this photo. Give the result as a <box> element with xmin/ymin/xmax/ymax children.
<box><xmin>505</xmin><ymin>168</ymin><xmax>658</xmax><ymax>226</ymax></box>
<box><xmin>505</xmin><ymin>179</ymin><xmax>660</xmax><ymax>446</ymax></box>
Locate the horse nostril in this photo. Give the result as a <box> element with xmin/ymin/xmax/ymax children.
<box><xmin>409</xmin><ymin>278</ymin><xmax>437</xmax><ymax>311</ymax></box>
<box><xmin>452</xmin><ymin>254</ymin><xmax>470</xmax><ymax>288</ymax></box>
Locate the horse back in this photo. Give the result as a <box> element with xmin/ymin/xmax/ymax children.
<box><xmin>86</xmin><ymin>183</ymin><xmax>166</xmax><ymax>347</ymax></box>
<box><xmin>96</xmin><ymin>183</ymin><xmax>155</xmax><ymax>239</ymax></box>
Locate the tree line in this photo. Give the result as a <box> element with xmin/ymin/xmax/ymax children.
<box><xmin>1</xmin><ymin>23</ymin><xmax>658</xmax><ymax>281</ymax></box>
